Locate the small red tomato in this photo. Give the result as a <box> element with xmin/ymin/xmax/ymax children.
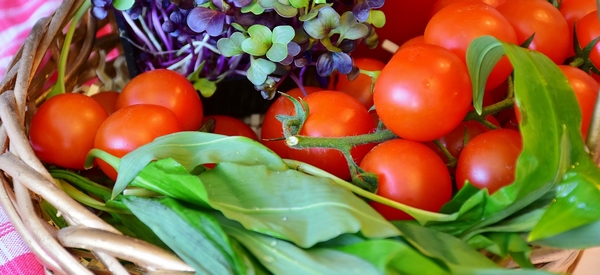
<box><xmin>29</xmin><ymin>93</ymin><xmax>108</xmax><ymax>170</ymax></box>
<box><xmin>333</xmin><ymin>58</ymin><xmax>386</xmax><ymax>109</ymax></box>
<box><xmin>94</xmin><ymin>104</ymin><xmax>181</xmax><ymax>180</ymax></box>
<box><xmin>91</xmin><ymin>91</ymin><xmax>119</xmax><ymax>115</ymax></box>
<box><xmin>203</xmin><ymin>115</ymin><xmax>258</xmax><ymax>141</ymax></box>
<box><xmin>559</xmin><ymin>65</ymin><xmax>600</xmax><ymax>139</ymax></box>
<box><xmin>116</xmin><ymin>69</ymin><xmax>204</xmax><ymax>131</ymax></box>
<box><xmin>360</xmin><ymin>139</ymin><xmax>453</xmax><ymax>220</ymax></box>
<box><xmin>456</xmin><ymin>129</ymin><xmax>522</xmax><ymax>194</ymax></box>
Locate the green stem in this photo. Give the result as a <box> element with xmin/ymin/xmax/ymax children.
<box><xmin>464</xmin><ymin>97</ymin><xmax>514</xmax><ymax>121</ymax></box>
<box><xmin>47</xmin><ymin>0</ymin><xmax>92</xmax><ymax>99</ymax></box>
<box><xmin>283</xmin><ymin>159</ymin><xmax>455</xmax><ymax>225</ymax></box>
<box><xmin>58</xmin><ymin>179</ymin><xmax>131</xmax><ymax>215</ymax></box>
<box><xmin>569</xmin><ymin>57</ymin><xmax>584</xmax><ymax>68</ymax></box>
<box><xmin>50</xmin><ymin>169</ymin><xmax>112</xmax><ymax>201</ymax></box>
<box><xmin>123</xmin><ymin>187</ymin><xmax>162</xmax><ymax>197</ymax></box>
<box><xmin>85</xmin><ymin>148</ymin><xmax>121</xmax><ymax>170</ymax></box>
<box><xmin>286</xmin><ymin>129</ymin><xmax>397</xmax><ymax>150</ymax></box>
<box><xmin>433</xmin><ymin>140</ymin><xmax>457</xmax><ymax>168</ymax></box>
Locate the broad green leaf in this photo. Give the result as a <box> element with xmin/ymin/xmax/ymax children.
<box><xmin>114</xmin><ymin>132</ymin><xmax>288</xmax><ymax>198</ymax></box>
<box><xmin>532</xmin><ymin>219</ymin><xmax>600</xmax><ymax>249</ymax></box>
<box><xmin>117</xmin><ymin>214</ymin><xmax>170</xmax><ymax>251</ymax></box>
<box><xmin>334</xmin><ymin>239</ymin><xmax>450</xmax><ymax>275</ymax></box>
<box><xmin>112</xmin><ymin>0</ymin><xmax>135</xmax><ymax>10</ymax></box>
<box><xmin>266</xmin><ymin>43</ymin><xmax>288</xmax><ymax>62</ymax></box>
<box><xmin>366</xmin><ymin>10</ymin><xmax>386</xmax><ymax>28</ymax></box>
<box><xmin>271</xmin><ymin>25</ymin><xmax>295</xmax><ymax>44</ymax></box>
<box><xmin>466</xmin><ymin>233</ymin><xmax>533</xmax><ymax>269</ymax></box>
<box><xmin>242</xmin><ymin>0</ymin><xmax>266</xmax><ymax>14</ymax></box>
<box><xmin>242</xmin><ymin>25</ymin><xmax>273</xmax><ymax>56</ymax></box>
<box><xmin>200</xmin><ymin>162</ymin><xmax>400</xmax><ymax>248</ymax></box>
<box><xmin>465</xmin><ymin>37</ymin><xmax>507</xmax><ymax>114</ymax></box>
<box><xmin>220</xmin><ymin>218</ymin><xmax>381</xmax><ymax>275</ymax></box>
<box><xmin>247</xmin><ymin>58</ymin><xmax>276</xmax><ymax>85</ymax></box>
<box><xmin>302</xmin><ymin>6</ymin><xmax>340</xmax><ymax>39</ymax></box>
<box><xmin>332</xmin><ymin>12</ymin><xmax>369</xmax><ymax>41</ymax></box>
<box><xmin>217</xmin><ymin>32</ymin><xmax>246</xmax><ymax>57</ymax></box>
<box><xmin>123</xmin><ymin>197</ymin><xmax>244</xmax><ymax>275</ymax></box>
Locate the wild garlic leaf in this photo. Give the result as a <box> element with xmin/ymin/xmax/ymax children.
<box><xmin>247</xmin><ymin>58</ymin><xmax>276</xmax><ymax>85</ymax></box>
<box><xmin>217</xmin><ymin>32</ymin><xmax>246</xmax><ymax>57</ymax></box>
<box><xmin>303</xmin><ymin>6</ymin><xmax>340</xmax><ymax>39</ymax></box>
<box><xmin>241</xmin><ymin>25</ymin><xmax>273</xmax><ymax>56</ymax></box>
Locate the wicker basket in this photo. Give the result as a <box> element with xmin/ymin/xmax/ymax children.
<box><xmin>0</xmin><ymin>1</ymin><xmax>589</xmax><ymax>274</ymax></box>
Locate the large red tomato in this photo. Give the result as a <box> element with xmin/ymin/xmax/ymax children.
<box><xmin>91</xmin><ymin>91</ymin><xmax>119</xmax><ymax>115</ymax></box>
<box><xmin>559</xmin><ymin>65</ymin><xmax>600</xmax><ymax>139</ymax></box>
<box><xmin>332</xmin><ymin>58</ymin><xmax>386</xmax><ymax>109</ymax></box>
<box><xmin>116</xmin><ymin>69</ymin><xmax>203</xmax><ymax>131</ymax></box>
<box><xmin>430</xmin><ymin>0</ymin><xmax>506</xmax><ymax>18</ymax></box>
<box><xmin>496</xmin><ymin>0</ymin><xmax>570</xmax><ymax>64</ymax></box>
<box><xmin>260</xmin><ymin>86</ymin><xmax>321</xmax><ymax>158</ymax></box>
<box><xmin>424</xmin><ymin>2</ymin><xmax>518</xmax><ymax>90</ymax></box>
<box><xmin>456</xmin><ymin>129</ymin><xmax>522</xmax><ymax>194</ymax></box>
<box><xmin>29</xmin><ymin>93</ymin><xmax>108</xmax><ymax>170</ymax></box>
<box><xmin>94</xmin><ymin>104</ymin><xmax>182</xmax><ymax>181</ymax></box>
<box><xmin>374</xmin><ymin>43</ymin><xmax>472</xmax><ymax>141</ymax></box>
<box><xmin>287</xmin><ymin>91</ymin><xmax>375</xmax><ymax>180</ymax></box>
<box><xmin>203</xmin><ymin>115</ymin><xmax>258</xmax><ymax>141</ymax></box>
<box><xmin>360</xmin><ymin>139</ymin><xmax>453</xmax><ymax>220</ymax></box>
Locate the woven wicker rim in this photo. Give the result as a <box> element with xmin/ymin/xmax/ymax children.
<box><xmin>0</xmin><ymin>1</ymin><xmax>594</xmax><ymax>274</ymax></box>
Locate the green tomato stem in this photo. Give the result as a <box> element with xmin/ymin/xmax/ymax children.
<box><xmin>285</xmin><ymin>129</ymin><xmax>397</xmax><ymax>150</ymax></box>
<box><xmin>85</xmin><ymin>148</ymin><xmax>121</xmax><ymax>170</ymax></box>
<box><xmin>283</xmin><ymin>159</ymin><xmax>454</xmax><ymax>225</ymax></box>
<box><xmin>433</xmin><ymin>140</ymin><xmax>457</xmax><ymax>168</ymax></box>
<box><xmin>48</xmin><ymin>0</ymin><xmax>92</xmax><ymax>99</ymax></box>
<box><xmin>464</xmin><ymin>96</ymin><xmax>514</xmax><ymax>121</ymax></box>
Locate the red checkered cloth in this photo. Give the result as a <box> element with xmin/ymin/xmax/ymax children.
<box><xmin>0</xmin><ymin>0</ymin><xmax>61</xmax><ymax>273</ymax></box>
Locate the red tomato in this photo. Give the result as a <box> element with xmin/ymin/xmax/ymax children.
<box><xmin>424</xmin><ymin>2</ymin><xmax>518</xmax><ymax>90</ymax></box>
<box><xmin>398</xmin><ymin>35</ymin><xmax>425</xmax><ymax>51</ymax></box>
<box><xmin>438</xmin><ymin>116</ymin><xmax>501</xmax><ymax>160</ymax></box>
<box><xmin>360</xmin><ymin>139</ymin><xmax>453</xmax><ymax>220</ymax></box>
<box><xmin>374</xmin><ymin>43</ymin><xmax>472</xmax><ymax>141</ymax></box>
<box><xmin>456</xmin><ymin>129</ymin><xmax>522</xmax><ymax>194</ymax></box>
<box><xmin>558</xmin><ymin>65</ymin><xmax>600</xmax><ymax>139</ymax></box>
<box><xmin>559</xmin><ymin>0</ymin><xmax>597</xmax><ymax>57</ymax></box>
<box><xmin>29</xmin><ymin>93</ymin><xmax>108</xmax><ymax>170</ymax></box>
<box><xmin>116</xmin><ymin>69</ymin><xmax>203</xmax><ymax>131</ymax></box>
<box><xmin>91</xmin><ymin>91</ymin><xmax>119</xmax><ymax>115</ymax></box>
<box><xmin>287</xmin><ymin>91</ymin><xmax>375</xmax><ymax>180</ymax></box>
<box><xmin>332</xmin><ymin>58</ymin><xmax>386</xmax><ymax>109</ymax></box>
<box><xmin>260</xmin><ymin>86</ymin><xmax>321</xmax><ymax>158</ymax></box>
<box><xmin>496</xmin><ymin>0</ymin><xmax>570</xmax><ymax>65</ymax></box>
<box><xmin>94</xmin><ymin>104</ymin><xmax>182</xmax><ymax>180</ymax></box>
<box><xmin>203</xmin><ymin>115</ymin><xmax>258</xmax><ymax>141</ymax></box>
<box><xmin>575</xmin><ymin>11</ymin><xmax>600</xmax><ymax>72</ymax></box>
<box><xmin>430</xmin><ymin>0</ymin><xmax>506</xmax><ymax>18</ymax></box>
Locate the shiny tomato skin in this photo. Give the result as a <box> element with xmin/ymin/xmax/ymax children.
<box><xmin>360</xmin><ymin>139</ymin><xmax>453</xmax><ymax>220</ymax></box>
<box><xmin>116</xmin><ymin>69</ymin><xmax>203</xmax><ymax>131</ymax></box>
<box><xmin>558</xmin><ymin>65</ymin><xmax>600</xmax><ymax>139</ymax></box>
<box><xmin>29</xmin><ymin>93</ymin><xmax>108</xmax><ymax>170</ymax></box>
<box><xmin>424</xmin><ymin>2</ymin><xmax>518</xmax><ymax>90</ymax></box>
<box><xmin>456</xmin><ymin>129</ymin><xmax>522</xmax><ymax>194</ymax></box>
<box><xmin>287</xmin><ymin>91</ymin><xmax>375</xmax><ymax>180</ymax></box>
<box><xmin>374</xmin><ymin>43</ymin><xmax>473</xmax><ymax>141</ymax></box>
<box><xmin>398</xmin><ymin>35</ymin><xmax>425</xmax><ymax>51</ymax></box>
<box><xmin>575</xmin><ymin>11</ymin><xmax>600</xmax><ymax>72</ymax></box>
<box><xmin>438</xmin><ymin>116</ymin><xmax>501</xmax><ymax>160</ymax></box>
<box><xmin>203</xmin><ymin>115</ymin><xmax>258</xmax><ymax>141</ymax></box>
<box><xmin>91</xmin><ymin>91</ymin><xmax>119</xmax><ymax>115</ymax></box>
<box><xmin>333</xmin><ymin>58</ymin><xmax>386</xmax><ymax>109</ymax></box>
<box><xmin>430</xmin><ymin>0</ymin><xmax>506</xmax><ymax>18</ymax></box>
<box><xmin>496</xmin><ymin>0</ymin><xmax>570</xmax><ymax>65</ymax></box>
<box><xmin>559</xmin><ymin>0</ymin><xmax>598</xmax><ymax>57</ymax></box>
<box><xmin>260</xmin><ymin>87</ymin><xmax>321</xmax><ymax>158</ymax></box>
<box><xmin>94</xmin><ymin>104</ymin><xmax>181</xmax><ymax>180</ymax></box>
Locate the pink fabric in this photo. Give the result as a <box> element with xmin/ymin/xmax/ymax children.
<box><xmin>0</xmin><ymin>0</ymin><xmax>61</xmax><ymax>273</ymax></box>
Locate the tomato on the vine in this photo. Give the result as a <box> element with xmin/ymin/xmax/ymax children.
<box><xmin>116</xmin><ymin>68</ymin><xmax>204</xmax><ymax>131</ymax></box>
<box><xmin>437</xmin><ymin>116</ymin><xmax>501</xmax><ymax>160</ymax></box>
<box><xmin>424</xmin><ymin>1</ymin><xmax>518</xmax><ymax>90</ymax></box>
<box><xmin>559</xmin><ymin>0</ymin><xmax>598</xmax><ymax>57</ymax></box>
<box><xmin>456</xmin><ymin>128</ymin><xmax>522</xmax><ymax>194</ymax></box>
<box><xmin>94</xmin><ymin>104</ymin><xmax>182</xmax><ymax>181</ymax></box>
<box><xmin>558</xmin><ymin>65</ymin><xmax>600</xmax><ymax>139</ymax></box>
<box><xmin>203</xmin><ymin>115</ymin><xmax>258</xmax><ymax>141</ymax></box>
<box><xmin>260</xmin><ymin>86</ymin><xmax>321</xmax><ymax>158</ymax></box>
<box><xmin>496</xmin><ymin>0</ymin><xmax>570</xmax><ymax>65</ymax></box>
<box><xmin>332</xmin><ymin>58</ymin><xmax>386</xmax><ymax>109</ymax></box>
<box><xmin>287</xmin><ymin>91</ymin><xmax>375</xmax><ymax>180</ymax></box>
<box><xmin>29</xmin><ymin>93</ymin><xmax>108</xmax><ymax>170</ymax></box>
<box><xmin>575</xmin><ymin>11</ymin><xmax>600</xmax><ymax>72</ymax></box>
<box><xmin>374</xmin><ymin>43</ymin><xmax>472</xmax><ymax>141</ymax></box>
<box><xmin>360</xmin><ymin>139</ymin><xmax>452</xmax><ymax>220</ymax></box>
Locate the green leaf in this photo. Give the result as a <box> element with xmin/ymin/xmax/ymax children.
<box><xmin>112</xmin><ymin>0</ymin><xmax>135</xmax><ymax>10</ymax></box>
<box><xmin>242</xmin><ymin>0</ymin><xmax>266</xmax><ymax>14</ymax></box>
<box><xmin>532</xmin><ymin>219</ymin><xmax>600</xmax><ymax>249</ymax></box>
<box><xmin>199</xmin><ymin>162</ymin><xmax>400</xmax><ymax>248</ymax></box>
<box><xmin>242</xmin><ymin>25</ymin><xmax>273</xmax><ymax>56</ymax></box>
<box><xmin>258</xmin><ymin>0</ymin><xmax>298</xmax><ymax>17</ymax></box>
<box><xmin>217</xmin><ymin>32</ymin><xmax>246</xmax><ymax>57</ymax></box>
<box><xmin>302</xmin><ymin>6</ymin><xmax>340</xmax><ymax>39</ymax></box>
<box><xmin>334</xmin><ymin>239</ymin><xmax>450</xmax><ymax>275</ymax></box>
<box><xmin>465</xmin><ymin>37</ymin><xmax>507</xmax><ymax>114</ymax></box>
<box><xmin>247</xmin><ymin>58</ymin><xmax>276</xmax><ymax>85</ymax></box>
<box><xmin>366</xmin><ymin>10</ymin><xmax>386</xmax><ymax>28</ymax></box>
<box><xmin>298</xmin><ymin>4</ymin><xmax>331</xmax><ymax>21</ymax></box>
<box><xmin>333</xmin><ymin>11</ymin><xmax>369</xmax><ymax>41</ymax></box>
<box><xmin>123</xmin><ymin>197</ymin><xmax>246</xmax><ymax>275</ymax></box>
<box><xmin>466</xmin><ymin>233</ymin><xmax>533</xmax><ymax>269</ymax></box>
<box><xmin>116</xmin><ymin>213</ymin><xmax>170</xmax><ymax>251</ymax></box>
<box><xmin>113</xmin><ymin>132</ymin><xmax>288</xmax><ymax>198</ymax></box>
<box><xmin>193</xmin><ymin>77</ymin><xmax>217</xmax><ymax>98</ymax></box>
<box><xmin>288</xmin><ymin>0</ymin><xmax>308</xmax><ymax>8</ymax></box>
<box><xmin>220</xmin><ymin>217</ymin><xmax>382</xmax><ymax>275</ymax></box>
<box><xmin>266</xmin><ymin>26</ymin><xmax>295</xmax><ymax>62</ymax></box>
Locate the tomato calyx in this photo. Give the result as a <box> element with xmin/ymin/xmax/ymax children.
<box><xmin>568</xmin><ymin>22</ymin><xmax>600</xmax><ymax>75</ymax></box>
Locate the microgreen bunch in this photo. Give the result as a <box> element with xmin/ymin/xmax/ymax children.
<box><xmin>92</xmin><ymin>0</ymin><xmax>386</xmax><ymax>98</ymax></box>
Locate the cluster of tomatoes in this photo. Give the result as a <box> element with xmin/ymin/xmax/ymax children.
<box><xmin>28</xmin><ymin>0</ymin><xmax>600</xmax><ymax>221</ymax></box>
